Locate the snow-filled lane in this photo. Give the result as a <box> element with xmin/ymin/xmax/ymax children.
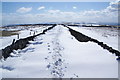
<box><xmin>1</xmin><ymin>25</ymin><xmax>118</xmax><ymax>78</ymax></box>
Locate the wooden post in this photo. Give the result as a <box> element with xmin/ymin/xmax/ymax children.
<box><xmin>30</xmin><ymin>31</ymin><xmax>31</xmax><ymax>35</ymax></box>
<box><xmin>12</xmin><ymin>39</ymin><xmax>15</xmax><ymax>44</ymax></box>
<box><xmin>17</xmin><ymin>34</ymin><xmax>19</xmax><ymax>39</ymax></box>
<box><xmin>33</xmin><ymin>31</ymin><xmax>35</xmax><ymax>36</ymax></box>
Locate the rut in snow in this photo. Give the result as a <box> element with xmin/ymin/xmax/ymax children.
<box><xmin>45</xmin><ymin>26</ymin><xmax>67</xmax><ymax>78</ymax></box>
<box><xmin>62</xmin><ymin>25</ymin><xmax>120</xmax><ymax>60</ymax></box>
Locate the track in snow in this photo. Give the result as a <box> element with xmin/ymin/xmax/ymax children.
<box><xmin>45</xmin><ymin>26</ymin><xmax>67</xmax><ymax>78</ymax></box>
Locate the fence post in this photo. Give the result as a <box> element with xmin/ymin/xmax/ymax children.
<box><xmin>12</xmin><ymin>39</ymin><xmax>15</xmax><ymax>44</ymax></box>
<box><xmin>17</xmin><ymin>34</ymin><xmax>19</xmax><ymax>39</ymax></box>
<box><xmin>30</xmin><ymin>31</ymin><xmax>31</xmax><ymax>35</ymax></box>
<box><xmin>33</xmin><ymin>31</ymin><xmax>35</xmax><ymax>36</ymax></box>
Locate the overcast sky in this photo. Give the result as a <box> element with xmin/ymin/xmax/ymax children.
<box><xmin>1</xmin><ymin>0</ymin><xmax>119</xmax><ymax>26</ymax></box>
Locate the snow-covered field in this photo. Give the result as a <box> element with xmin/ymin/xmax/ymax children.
<box><xmin>0</xmin><ymin>26</ymin><xmax>51</xmax><ymax>49</ymax></box>
<box><xmin>70</xmin><ymin>26</ymin><xmax>118</xmax><ymax>50</ymax></box>
<box><xmin>0</xmin><ymin>25</ymin><xmax>118</xmax><ymax>78</ymax></box>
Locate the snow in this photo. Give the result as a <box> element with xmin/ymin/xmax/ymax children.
<box><xmin>0</xmin><ymin>26</ymin><xmax>51</xmax><ymax>49</ymax></box>
<box><xmin>0</xmin><ymin>25</ymin><xmax>118</xmax><ymax>78</ymax></box>
<box><xmin>70</xmin><ymin>26</ymin><xmax>118</xmax><ymax>50</ymax></box>
<box><xmin>58</xmin><ymin>26</ymin><xmax>118</xmax><ymax>78</ymax></box>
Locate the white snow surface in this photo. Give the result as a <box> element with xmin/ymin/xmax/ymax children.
<box><xmin>70</xmin><ymin>26</ymin><xmax>118</xmax><ymax>50</ymax></box>
<box><xmin>0</xmin><ymin>25</ymin><xmax>118</xmax><ymax>78</ymax></box>
<box><xmin>0</xmin><ymin>26</ymin><xmax>51</xmax><ymax>49</ymax></box>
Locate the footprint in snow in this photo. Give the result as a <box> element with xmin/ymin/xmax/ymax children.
<box><xmin>48</xmin><ymin>45</ymin><xmax>50</xmax><ymax>47</ymax></box>
<box><xmin>48</xmin><ymin>52</ymin><xmax>51</xmax><ymax>54</ymax></box>
<box><xmin>48</xmin><ymin>48</ymin><xmax>50</xmax><ymax>50</ymax></box>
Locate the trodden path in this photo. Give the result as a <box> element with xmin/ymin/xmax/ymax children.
<box><xmin>1</xmin><ymin>25</ymin><xmax>118</xmax><ymax>78</ymax></box>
